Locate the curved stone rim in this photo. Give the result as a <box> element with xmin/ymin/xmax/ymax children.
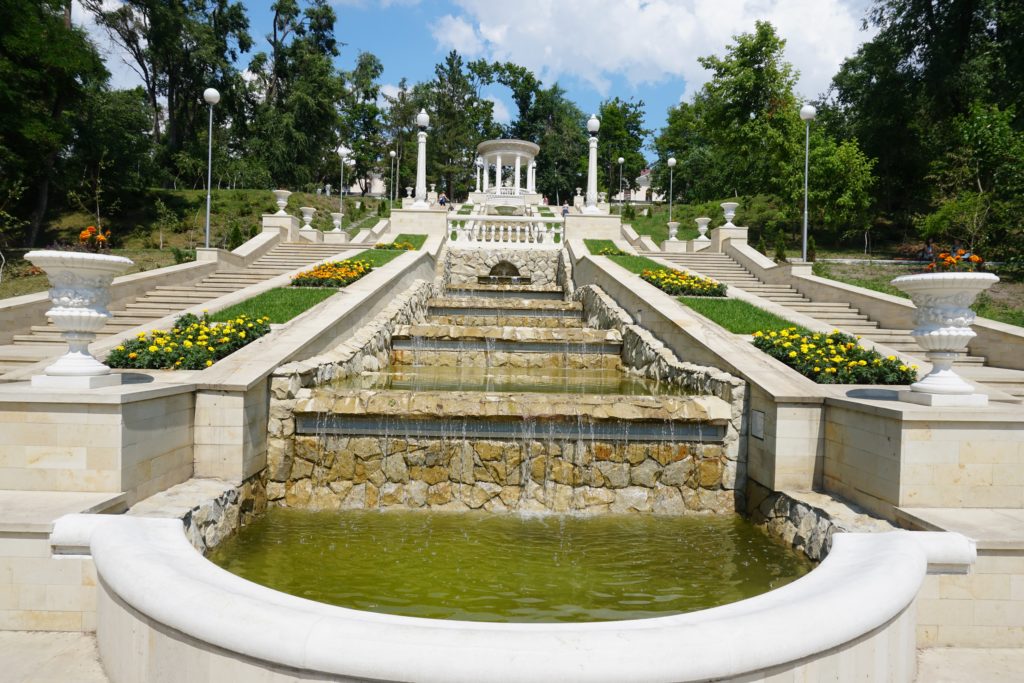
<box><xmin>61</xmin><ymin>513</ymin><xmax>975</xmax><ymax>682</ymax></box>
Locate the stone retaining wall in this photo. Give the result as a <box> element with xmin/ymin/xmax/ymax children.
<box><xmin>575</xmin><ymin>284</ymin><xmax>748</xmax><ymax>506</ymax></box>
<box><xmin>445</xmin><ymin>247</ymin><xmax>561</xmax><ymax>286</ymax></box>
<box><xmin>280</xmin><ymin>435</ymin><xmax>737</xmax><ymax>513</ymax></box>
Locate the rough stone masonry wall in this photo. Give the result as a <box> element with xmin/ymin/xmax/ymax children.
<box><xmin>266</xmin><ymin>279</ymin><xmax>438</xmax><ymax>502</ymax></box>
<box><xmin>281</xmin><ymin>435</ymin><xmax>736</xmax><ymax>514</ymax></box>
<box><xmin>575</xmin><ymin>284</ymin><xmax>748</xmax><ymax>507</ymax></box>
<box><xmin>556</xmin><ymin>248</ymin><xmax>574</xmax><ymax>300</ymax></box>
<box><xmin>445</xmin><ymin>247</ymin><xmax>561</xmax><ymax>286</ymax></box>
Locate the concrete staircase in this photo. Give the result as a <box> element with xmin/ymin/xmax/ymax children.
<box><xmin>0</xmin><ymin>242</ymin><xmax>346</xmax><ymax>372</ymax></box>
<box><xmin>641</xmin><ymin>251</ymin><xmax>986</xmax><ymax>367</ymax></box>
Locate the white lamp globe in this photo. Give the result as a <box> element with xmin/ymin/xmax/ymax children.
<box><xmin>389</xmin><ymin>150</ymin><xmax>396</xmax><ymax>158</ymax></box>
<box><xmin>617</xmin><ymin>157</ymin><xmax>624</xmax><ymax>165</ymax></box>
<box><xmin>203</xmin><ymin>88</ymin><xmax>220</xmax><ymax>105</ymax></box>
<box><xmin>337</xmin><ymin>144</ymin><xmax>351</xmax><ymax>158</ymax></box>
<box><xmin>800</xmin><ymin>104</ymin><xmax>817</xmax><ymax>121</ymax></box>
<box><xmin>587</xmin><ymin>114</ymin><xmax>600</xmax><ymax>134</ymax></box>
<box><xmin>416</xmin><ymin>109</ymin><xmax>430</xmax><ymax>128</ymax></box>
<box><xmin>668</xmin><ymin>157</ymin><xmax>677</xmax><ymax>168</ymax></box>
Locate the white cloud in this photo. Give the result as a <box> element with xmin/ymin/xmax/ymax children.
<box><xmin>485</xmin><ymin>94</ymin><xmax>512</xmax><ymax>124</ymax></box>
<box><xmin>438</xmin><ymin>0</ymin><xmax>876</xmax><ymax>100</ymax></box>
<box><xmin>431</xmin><ymin>14</ymin><xmax>485</xmax><ymax>58</ymax></box>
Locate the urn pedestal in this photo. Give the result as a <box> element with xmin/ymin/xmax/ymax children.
<box><xmin>25</xmin><ymin>250</ymin><xmax>134</xmax><ymax>389</ymax></box>
<box><xmin>890</xmin><ymin>271</ymin><xmax>999</xmax><ymax>406</ymax></box>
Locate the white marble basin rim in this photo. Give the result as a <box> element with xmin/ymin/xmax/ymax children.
<box><xmin>59</xmin><ymin>513</ymin><xmax>975</xmax><ymax>683</ymax></box>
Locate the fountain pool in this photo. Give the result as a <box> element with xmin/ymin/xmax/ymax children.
<box><xmin>208</xmin><ymin>509</ymin><xmax>812</xmax><ymax>623</ymax></box>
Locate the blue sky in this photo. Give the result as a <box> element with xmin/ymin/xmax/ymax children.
<box><xmin>78</xmin><ymin>0</ymin><xmax>876</xmax><ymax>152</ymax></box>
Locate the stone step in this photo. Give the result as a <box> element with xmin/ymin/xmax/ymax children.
<box><xmin>426</xmin><ymin>314</ymin><xmax>584</xmax><ymax>329</ymax></box>
<box><xmin>394</xmin><ymin>324</ymin><xmax>618</xmax><ymax>346</ymax></box>
<box><xmin>12</xmin><ymin>335</ymin><xmax>65</xmax><ymax>345</ymax></box>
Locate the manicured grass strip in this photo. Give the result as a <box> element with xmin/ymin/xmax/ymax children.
<box><xmin>211</xmin><ymin>287</ymin><xmax>336</xmax><ymax>324</ymax></box>
<box><xmin>606</xmin><ymin>254</ymin><xmax>665</xmax><ymax>274</ymax></box>
<box><xmin>349</xmin><ymin>248</ymin><xmax>407</xmax><ymax>267</ymax></box>
<box><xmin>392</xmin><ymin>233</ymin><xmax>427</xmax><ymax>249</ymax></box>
<box><xmin>677</xmin><ymin>297</ymin><xmax>802</xmax><ymax>335</ymax></box>
<box><xmin>585</xmin><ymin>239</ymin><xmax>617</xmax><ymax>254</ymax></box>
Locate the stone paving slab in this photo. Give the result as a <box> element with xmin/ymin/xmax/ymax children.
<box><xmin>0</xmin><ymin>631</ymin><xmax>109</xmax><ymax>683</ymax></box>
<box><xmin>897</xmin><ymin>507</ymin><xmax>1024</xmax><ymax>550</ymax></box>
<box><xmin>916</xmin><ymin>647</ymin><xmax>1024</xmax><ymax>682</ymax></box>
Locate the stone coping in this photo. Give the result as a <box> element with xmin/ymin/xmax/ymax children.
<box><xmin>393</xmin><ymin>324</ymin><xmax>619</xmax><ymax>344</ymax></box>
<box><xmin>447</xmin><ymin>283</ymin><xmax>562</xmax><ymax>293</ymax></box>
<box><xmin>0</xmin><ymin>491</ymin><xmax>124</xmax><ymax>533</ymax></box>
<box><xmin>428</xmin><ymin>297</ymin><xmax>582</xmax><ymax>311</ymax></box>
<box><xmin>568</xmin><ymin>244</ymin><xmax>825</xmax><ymax>403</ymax></box>
<box><xmin>895</xmin><ymin>508</ymin><xmax>1024</xmax><ymax>550</ymax></box>
<box><xmin>0</xmin><ymin>377</ymin><xmax>195</xmax><ymax>405</ymax></box>
<box><xmin>62</xmin><ymin>513</ymin><xmax>974</xmax><ymax>682</ymax></box>
<box><xmin>295</xmin><ymin>389</ymin><xmax>731</xmax><ymax>423</ymax></box>
<box><xmin>822</xmin><ymin>390</ymin><xmax>1024</xmax><ymax>422</ymax></box>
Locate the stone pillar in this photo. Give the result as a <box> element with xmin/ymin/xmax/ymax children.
<box><xmin>514</xmin><ymin>155</ymin><xmax>521</xmax><ymax>193</ymax></box>
<box><xmin>482</xmin><ymin>159</ymin><xmax>489</xmax><ymax>192</ymax></box>
<box><xmin>414</xmin><ymin>130</ymin><xmax>428</xmax><ymax>208</ymax></box>
<box><xmin>584</xmin><ymin>135</ymin><xmax>599</xmax><ymax>213</ymax></box>
<box><xmin>475</xmin><ymin>164</ymin><xmax>481</xmax><ymax>193</ymax></box>
<box><xmin>495</xmin><ymin>154</ymin><xmax>502</xmax><ymax>188</ymax></box>
<box><xmin>529</xmin><ymin>161</ymin><xmax>537</xmax><ymax>192</ymax></box>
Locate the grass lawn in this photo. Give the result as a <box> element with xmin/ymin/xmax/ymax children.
<box><xmin>813</xmin><ymin>261</ymin><xmax>1024</xmax><ymax>328</ymax></box>
<box><xmin>0</xmin><ymin>247</ymin><xmax>178</xmax><ymax>301</ymax></box>
<box><xmin>390</xmin><ymin>233</ymin><xmax>427</xmax><ymax>249</ymax></box>
<box><xmin>584</xmin><ymin>239</ymin><xmax>621</xmax><ymax>255</ymax></box>
<box><xmin>349</xmin><ymin>248</ymin><xmax>409</xmax><ymax>268</ymax></box>
<box><xmin>678</xmin><ymin>297</ymin><xmax>803</xmax><ymax>335</ymax></box>
<box><xmin>626</xmin><ymin>207</ymin><xmax>701</xmax><ymax>244</ymax></box>
<box><xmin>210</xmin><ymin>287</ymin><xmax>337</xmax><ymax>324</ymax></box>
<box><xmin>606</xmin><ymin>253</ymin><xmax>666</xmax><ymax>274</ymax></box>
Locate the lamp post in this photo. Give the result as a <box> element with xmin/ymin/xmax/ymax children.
<box><xmin>202</xmin><ymin>87</ymin><xmax>220</xmax><ymax>248</ymax></box>
<box><xmin>584</xmin><ymin>114</ymin><xmax>600</xmax><ymax>214</ymax></box>
<box><xmin>413</xmin><ymin>109</ymin><xmax>429</xmax><ymax>208</ymax></box>
<box><xmin>800</xmin><ymin>103</ymin><xmax>816</xmax><ymax>262</ymax></box>
<box><xmin>337</xmin><ymin>144</ymin><xmax>351</xmax><ymax>229</ymax></box>
<box><xmin>617</xmin><ymin>156</ymin><xmax>625</xmax><ymax>213</ymax></box>
<box><xmin>389</xmin><ymin>150</ymin><xmax>396</xmax><ymax>207</ymax></box>
<box><xmin>667</xmin><ymin>157</ymin><xmax>677</xmax><ymax>221</ymax></box>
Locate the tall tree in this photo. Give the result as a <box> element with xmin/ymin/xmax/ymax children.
<box><xmin>339</xmin><ymin>52</ymin><xmax>385</xmax><ymax>195</ymax></box>
<box><xmin>596</xmin><ymin>97</ymin><xmax>649</xmax><ymax>198</ymax></box>
<box><xmin>0</xmin><ymin>0</ymin><xmax>106</xmax><ymax>245</ymax></box>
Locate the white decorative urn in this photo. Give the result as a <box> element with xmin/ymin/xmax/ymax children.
<box><xmin>429</xmin><ymin>183</ymin><xmax>436</xmax><ymax>193</ymax></box>
<box><xmin>667</xmin><ymin>221</ymin><xmax>680</xmax><ymax>241</ymax></box>
<box><xmin>695</xmin><ymin>217</ymin><xmax>711</xmax><ymax>241</ymax></box>
<box><xmin>272</xmin><ymin>189</ymin><xmax>292</xmax><ymax>215</ymax></box>
<box><xmin>721</xmin><ymin>202</ymin><xmax>738</xmax><ymax>225</ymax></box>
<box><xmin>575</xmin><ymin>187</ymin><xmax>582</xmax><ymax>197</ymax></box>
<box><xmin>299</xmin><ymin>206</ymin><xmax>316</xmax><ymax>228</ymax></box>
<box><xmin>891</xmin><ymin>271</ymin><xmax>999</xmax><ymax>405</ymax></box>
<box><xmin>330</xmin><ymin>212</ymin><xmax>343</xmax><ymax>232</ymax></box>
<box><xmin>25</xmin><ymin>250</ymin><xmax>134</xmax><ymax>388</ymax></box>
<box><xmin>405</xmin><ymin>187</ymin><xmax>413</xmax><ymax>198</ymax></box>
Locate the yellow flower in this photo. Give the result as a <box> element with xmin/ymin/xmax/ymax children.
<box><xmin>148</xmin><ymin>345</ymin><xmax>158</xmax><ymax>353</ymax></box>
<box><xmin>205</xmin><ymin>360</ymin><xmax>213</xmax><ymax>367</ymax></box>
<box><xmin>116</xmin><ymin>345</ymin><xmax>125</xmax><ymax>351</ymax></box>
<box><xmin>789</xmin><ymin>351</ymin><xmax>797</xmax><ymax>358</ymax></box>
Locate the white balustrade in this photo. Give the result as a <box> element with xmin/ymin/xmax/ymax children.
<box><xmin>447</xmin><ymin>212</ymin><xmax>563</xmax><ymax>249</ymax></box>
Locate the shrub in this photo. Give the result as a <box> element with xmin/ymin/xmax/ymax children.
<box><xmin>290</xmin><ymin>259</ymin><xmax>373</xmax><ymax>287</ymax></box>
<box><xmin>597</xmin><ymin>246</ymin><xmax>628</xmax><ymax>256</ymax></box>
<box><xmin>640</xmin><ymin>268</ymin><xmax>727</xmax><ymax>297</ymax></box>
<box><xmin>756</xmin><ymin>233</ymin><xmax>769</xmax><ymax>256</ymax></box>
<box><xmin>107</xmin><ymin>312</ymin><xmax>271</xmax><ymax>370</ymax></box>
<box><xmin>807</xmin><ymin>235</ymin><xmax>817</xmax><ymax>263</ymax></box>
<box><xmin>773</xmin><ymin>229</ymin><xmax>787</xmax><ymax>262</ymax></box>
<box><xmin>752</xmin><ymin>327</ymin><xmax>917</xmax><ymax>384</ymax></box>
<box><xmin>171</xmin><ymin>247</ymin><xmax>195</xmax><ymax>264</ymax></box>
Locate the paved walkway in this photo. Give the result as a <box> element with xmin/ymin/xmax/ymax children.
<box><xmin>2</xmin><ymin>631</ymin><xmax>1022</xmax><ymax>682</ymax></box>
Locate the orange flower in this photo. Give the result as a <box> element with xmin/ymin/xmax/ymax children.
<box><xmin>957</xmin><ymin>249</ymin><xmax>966</xmax><ymax>256</ymax></box>
<box><xmin>969</xmin><ymin>254</ymin><xmax>982</xmax><ymax>263</ymax></box>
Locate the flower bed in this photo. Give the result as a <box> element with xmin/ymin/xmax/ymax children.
<box><xmin>927</xmin><ymin>249</ymin><xmax>984</xmax><ymax>272</ymax></box>
<box><xmin>640</xmin><ymin>268</ymin><xmax>727</xmax><ymax>297</ymax></box>
<box><xmin>374</xmin><ymin>241</ymin><xmax>416</xmax><ymax>251</ymax></box>
<box><xmin>752</xmin><ymin>328</ymin><xmax>917</xmax><ymax>384</ymax></box>
<box><xmin>107</xmin><ymin>312</ymin><xmax>271</xmax><ymax>370</ymax></box>
<box><xmin>290</xmin><ymin>259</ymin><xmax>373</xmax><ymax>287</ymax></box>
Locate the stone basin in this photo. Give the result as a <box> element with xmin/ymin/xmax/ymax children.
<box><xmin>393</xmin><ymin>324</ymin><xmax>619</xmax><ymax>344</ymax></box>
<box><xmin>428</xmin><ymin>297</ymin><xmax>582</xmax><ymax>312</ymax></box>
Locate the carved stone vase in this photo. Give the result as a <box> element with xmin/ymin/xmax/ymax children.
<box><xmin>25</xmin><ymin>250</ymin><xmax>134</xmax><ymax>386</ymax></box>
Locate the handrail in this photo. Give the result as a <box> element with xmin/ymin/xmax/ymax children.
<box><xmin>447</xmin><ymin>214</ymin><xmax>564</xmax><ymax>248</ymax></box>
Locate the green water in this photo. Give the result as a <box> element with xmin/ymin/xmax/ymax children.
<box><xmin>334</xmin><ymin>366</ymin><xmax>684</xmax><ymax>396</ymax></box>
<box><xmin>208</xmin><ymin>509</ymin><xmax>812</xmax><ymax>623</ymax></box>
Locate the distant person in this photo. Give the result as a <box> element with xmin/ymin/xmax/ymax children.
<box><xmin>438</xmin><ymin>192</ymin><xmax>448</xmax><ymax>207</ymax></box>
<box><xmin>952</xmin><ymin>238</ymin><xmax>964</xmax><ymax>255</ymax></box>
<box><xmin>561</xmin><ymin>202</ymin><xmax>570</xmax><ymax>218</ymax></box>
<box><xmin>920</xmin><ymin>237</ymin><xmax>935</xmax><ymax>261</ymax></box>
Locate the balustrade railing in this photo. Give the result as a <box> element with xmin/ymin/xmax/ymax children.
<box><xmin>488</xmin><ymin>187</ymin><xmax>528</xmax><ymax>197</ymax></box>
<box><xmin>447</xmin><ymin>214</ymin><xmax>564</xmax><ymax>248</ymax></box>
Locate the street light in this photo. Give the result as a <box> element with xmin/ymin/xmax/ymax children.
<box><xmin>667</xmin><ymin>157</ymin><xmax>677</xmax><ymax>221</ymax></box>
<box><xmin>617</xmin><ymin>156</ymin><xmax>625</xmax><ymax>213</ymax></box>
<box><xmin>584</xmin><ymin>114</ymin><xmax>600</xmax><ymax>213</ymax></box>
<box><xmin>389</xmin><ymin>150</ymin><xmax>396</xmax><ymax>206</ymax></box>
<box><xmin>800</xmin><ymin>103</ymin><xmax>817</xmax><ymax>262</ymax></box>
<box><xmin>202</xmin><ymin>87</ymin><xmax>220</xmax><ymax>249</ymax></box>
<box><xmin>413</xmin><ymin>109</ymin><xmax>430</xmax><ymax>208</ymax></box>
<box><xmin>337</xmin><ymin>144</ymin><xmax>351</xmax><ymax>229</ymax></box>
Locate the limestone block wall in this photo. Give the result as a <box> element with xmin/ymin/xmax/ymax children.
<box><xmin>0</xmin><ymin>387</ymin><xmax>194</xmax><ymax>506</ymax></box>
<box><xmin>445</xmin><ymin>247</ymin><xmax>561</xmax><ymax>286</ymax></box>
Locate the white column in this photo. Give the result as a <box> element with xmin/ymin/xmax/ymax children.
<box><xmin>514</xmin><ymin>155</ymin><xmax>521</xmax><ymax>193</ymax></box>
<box><xmin>413</xmin><ymin>130</ymin><xmax>428</xmax><ymax>208</ymax></box>
<box><xmin>483</xmin><ymin>158</ymin><xmax>489</xmax><ymax>192</ymax></box>
<box><xmin>528</xmin><ymin>161</ymin><xmax>536</xmax><ymax>192</ymax></box>
<box><xmin>495</xmin><ymin>154</ymin><xmax>502</xmax><ymax>188</ymax></box>
<box><xmin>584</xmin><ymin>135</ymin><xmax>599</xmax><ymax>213</ymax></box>
<box><xmin>475</xmin><ymin>164</ymin><xmax>481</xmax><ymax>193</ymax></box>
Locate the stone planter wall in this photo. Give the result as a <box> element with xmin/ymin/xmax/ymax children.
<box><xmin>575</xmin><ymin>284</ymin><xmax>747</xmax><ymax>502</ymax></box>
<box><xmin>556</xmin><ymin>248</ymin><xmax>574</xmax><ymax>300</ymax></box>
<box><xmin>267</xmin><ymin>280</ymin><xmax>438</xmax><ymax>498</ymax></box>
<box><xmin>444</xmin><ymin>247</ymin><xmax>561</xmax><ymax>286</ymax></box>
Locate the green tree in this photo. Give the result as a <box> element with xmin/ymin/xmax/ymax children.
<box><xmin>596</xmin><ymin>97</ymin><xmax>649</xmax><ymax>198</ymax></box>
<box><xmin>339</xmin><ymin>52</ymin><xmax>385</xmax><ymax>195</ymax></box>
<box><xmin>529</xmin><ymin>84</ymin><xmax>587</xmax><ymax>204</ymax></box>
<box><xmin>381</xmin><ymin>78</ymin><xmax>420</xmax><ymax>202</ymax></box>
